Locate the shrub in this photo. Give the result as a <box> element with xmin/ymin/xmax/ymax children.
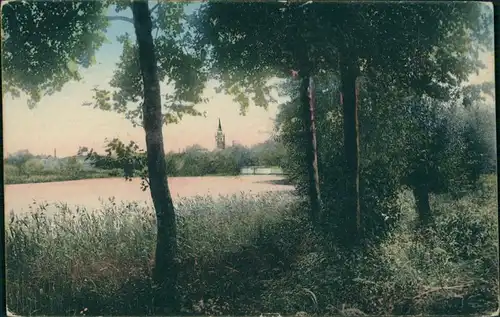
<box><xmin>4</xmin><ymin>164</ymin><xmax>19</xmax><ymax>177</ymax></box>
<box><xmin>260</xmin><ymin>185</ymin><xmax>498</xmax><ymax>315</ymax></box>
<box><xmin>23</xmin><ymin>158</ymin><xmax>45</xmax><ymax>175</ymax></box>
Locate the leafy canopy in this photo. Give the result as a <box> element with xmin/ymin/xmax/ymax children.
<box><xmin>2</xmin><ymin>1</ymin><xmax>209</xmax><ymax>127</ymax></box>
<box><xmin>1</xmin><ymin>1</ymin><xmax>109</xmax><ymax>107</ymax></box>
<box><xmin>85</xmin><ymin>2</ymin><xmax>209</xmax><ymax>127</ymax></box>
<box><xmin>195</xmin><ymin>2</ymin><xmax>493</xmax><ymax>107</ymax></box>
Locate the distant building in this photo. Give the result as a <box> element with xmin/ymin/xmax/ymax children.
<box><xmin>215</xmin><ymin>118</ymin><xmax>226</xmax><ymax>150</ymax></box>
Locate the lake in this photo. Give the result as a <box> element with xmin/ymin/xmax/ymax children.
<box><xmin>4</xmin><ymin>175</ymin><xmax>295</xmax><ymax>214</ymax></box>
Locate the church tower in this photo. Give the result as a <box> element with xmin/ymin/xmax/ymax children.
<box><xmin>215</xmin><ymin>118</ymin><xmax>226</xmax><ymax>150</ymax></box>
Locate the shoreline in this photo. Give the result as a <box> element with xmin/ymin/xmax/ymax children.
<box><xmin>4</xmin><ymin>173</ymin><xmax>119</xmax><ymax>185</ymax></box>
<box><xmin>4</xmin><ymin>173</ymin><xmax>289</xmax><ymax>186</ymax></box>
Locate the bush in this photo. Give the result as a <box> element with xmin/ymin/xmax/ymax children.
<box><xmin>107</xmin><ymin>168</ymin><xmax>122</xmax><ymax>177</ymax></box>
<box><xmin>4</xmin><ymin>164</ymin><xmax>19</xmax><ymax>177</ymax></box>
<box><xmin>260</xmin><ymin>183</ymin><xmax>498</xmax><ymax>315</ymax></box>
<box><xmin>24</xmin><ymin>158</ymin><xmax>45</xmax><ymax>175</ymax></box>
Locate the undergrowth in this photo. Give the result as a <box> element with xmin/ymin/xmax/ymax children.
<box><xmin>5</xmin><ymin>177</ymin><xmax>498</xmax><ymax>315</ymax></box>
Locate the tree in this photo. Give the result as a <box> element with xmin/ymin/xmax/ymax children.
<box><xmin>23</xmin><ymin>158</ymin><xmax>45</xmax><ymax>175</ymax></box>
<box><xmin>4</xmin><ymin>150</ymin><xmax>35</xmax><ymax>175</ymax></box>
<box><xmin>401</xmin><ymin>88</ymin><xmax>495</xmax><ymax>227</ymax></box>
<box><xmin>194</xmin><ymin>1</ymin><xmax>493</xmax><ymax>244</ymax></box>
<box><xmin>62</xmin><ymin>156</ymin><xmax>84</xmax><ymax>177</ymax></box>
<box><xmin>130</xmin><ymin>4</ymin><xmax>179</xmax><ymax>310</ymax></box>
<box><xmin>2</xmin><ymin>1</ymin><xmax>207</xmax><ymax>313</ymax></box>
<box><xmin>276</xmin><ymin>72</ymin><xmax>408</xmax><ymax>242</ymax></box>
<box><xmin>194</xmin><ymin>2</ymin><xmax>331</xmax><ymax>224</ymax></box>
<box><xmin>1</xmin><ymin>1</ymin><xmax>109</xmax><ymax>107</ymax></box>
<box><xmin>250</xmin><ymin>139</ymin><xmax>287</xmax><ymax>167</ymax></box>
<box><xmin>178</xmin><ymin>145</ymin><xmax>211</xmax><ymax>176</ymax></box>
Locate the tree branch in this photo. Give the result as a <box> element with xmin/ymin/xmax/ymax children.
<box><xmin>154</xmin><ymin>22</ymin><xmax>160</xmax><ymax>40</ymax></box>
<box><xmin>106</xmin><ymin>2</ymin><xmax>158</xmax><ymax>25</ymax></box>
<box><xmin>149</xmin><ymin>3</ymin><xmax>160</xmax><ymax>14</ymax></box>
<box><xmin>107</xmin><ymin>14</ymin><xmax>160</xmax><ymax>30</ymax></box>
<box><xmin>107</xmin><ymin>15</ymin><xmax>134</xmax><ymax>24</ymax></box>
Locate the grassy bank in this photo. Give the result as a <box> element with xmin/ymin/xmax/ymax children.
<box><xmin>4</xmin><ymin>168</ymin><xmax>123</xmax><ymax>185</ymax></box>
<box><xmin>5</xmin><ymin>178</ymin><xmax>498</xmax><ymax>316</ymax></box>
<box><xmin>3</xmin><ymin>170</ymin><xmax>284</xmax><ymax>185</ymax></box>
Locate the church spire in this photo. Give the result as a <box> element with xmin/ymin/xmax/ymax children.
<box><xmin>215</xmin><ymin>118</ymin><xmax>226</xmax><ymax>150</ymax></box>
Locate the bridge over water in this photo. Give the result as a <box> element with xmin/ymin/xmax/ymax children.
<box><xmin>240</xmin><ymin>166</ymin><xmax>284</xmax><ymax>175</ymax></box>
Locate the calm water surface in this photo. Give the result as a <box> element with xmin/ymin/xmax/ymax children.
<box><xmin>4</xmin><ymin>175</ymin><xmax>294</xmax><ymax>214</ymax></box>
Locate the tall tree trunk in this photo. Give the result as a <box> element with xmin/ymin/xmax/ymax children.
<box><xmin>340</xmin><ymin>57</ymin><xmax>361</xmax><ymax>244</ymax></box>
<box><xmin>413</xmin><ymin>184</ymin><xmax>432</xmax><ymax>227</ymax></box>
<box><xmin>131</xmin><ymin>2</ymin><xmax>179</xmax><ymax>313</ymax></box>
<box><xmin>300</xmin><ymin>72</ymin><xmax>321</xmax><ymax>224</ymax></box>
<box><xmin>309</xmin><ymin>76</ymin><xmax>322</xmax><ymax>212</ymax></box>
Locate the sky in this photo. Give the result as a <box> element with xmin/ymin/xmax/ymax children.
<box><xmin>2</xmin><ymin>2</ymin><xmax>495</xmax><ymax>158</ymax></box>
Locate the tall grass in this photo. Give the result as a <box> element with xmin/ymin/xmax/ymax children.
<box><xmin>5</xmin><ymin>178</ymin><xmax>498</xmax><ymax>316</ymax></box>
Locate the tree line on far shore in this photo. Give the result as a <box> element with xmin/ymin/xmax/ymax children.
<box><xmin>3</xmin><ymin>139</ymin><xmax>287</xmax><ymax>184</ymax></box>
<box><xmin>81</xmin><ymin>138</ymin><xmax>287</xmax><ymax>178</ymax></box>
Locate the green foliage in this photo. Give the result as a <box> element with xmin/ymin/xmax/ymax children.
<box><xmin>85</xmin><ymin>138</ymin><xmax>149</xmax><ymax>191</ymax></box>
<box><xmin>196</xmin><ymin>1</ymin><xmax>494</xmax><ymax>243</ymax></box>
<box><xmin>2</xmin><ymin>1</ymin><xmax>208</xmax><ymax>124</ymax></box>
<box><xmin>4</xmin><ymin>139</ymin><xmax>286</xmax><ymax>185</ymax></box>
<box><xmin>85</xmin><ymin>138</ymin><xmax>286</xmax><ymax>179</ymax></box>
<box><xmin>23</xmin><ymin>158</ymin><xmax>45</xmax><ymax>175</ymax></box>
<box><xmin>4</xmin><ymin>150</ymin><xmax>35</xmax><ymax>172</ymax></box>
<box><xmin>277</xmin><ymin>69</ymin><xmax>496</xmax><ymax>240</ymax></box>
<box><xmin>250</xmin><ymin>139</ymin><xmax>287</xmax><ymax>167</ymax></box>
<box><xmin>3</xmin><ymin>150</ymin><xmax>121</xmax><ymax>184</ymax></box>
<box><xmin>5</xmin><ymin>179</ymin><xmax>497</xmax><ymax>315</ymax></box>
<box><xmin>259</xmin><ymin>183</ymin><xmax>498</xmax><ymax>315</ymax></box>
<box><xmin>278</xmin><ymin>73</ymin><xmax>406</xmax><ymax>241</ymax></box>
<box><xmin>4</xmin><ymin>169</ymin><xmax>118</xmax><ymax>185</ymax></box>
<box><xmin>3</xmin><ymin>164</ymin><xmax>19</xmax><ymax>178</ymax></box>
<box><xmin>400</xmin><ymin>94</ymin><xmax>495</xmax><ymax>198</ymax></box>
<box><xmin>85</xmin><ymin>3</ymin><xmax>208</xmax><ymax>127</ymax></box>
<box><xmin>195</xmin><ymin>2</ymin><xmax>493</xmax><ymax>109</ymax></box>
<box><xmin>205</xmin><ymin>144</ymin><xmax>255</xmax><ymax>176</ymax></box>
<box><xmin>370</xmin><ymin>183</ymin><xmax>498</xmax><ymax>314</ymax></box>
<box><xmin>2</xmin><ymin>1</ymin><xmax>109</xmax><ymax>106</ymax></box>
<box><xmin>461</xmin><ymin>105</ymin><xmax>497</xmax><ymax>175</ymax></box>
<box><xmin>61</xmin><ymin>157</ymin><xmax>84</xmax><ymax>176</ymax></box>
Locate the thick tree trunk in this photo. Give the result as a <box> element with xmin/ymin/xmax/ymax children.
<box><xmin>300</xmin><ymin>73</ymin><xmax>321</xmax><ymax>224</ymax></box>
<box><xmin>340</xmin><ymin>58</ymin><xmax>361</xmax><ymax>243</ymax></box>
<box><xmin>413</xmin><ymin>184</ymin><xmax>432</xmax><ymax>227</ymax></box>
<box><xmin>131</xmin><ymin>2</ymin><xmax>179</xmax><ymax>313</ymax></box>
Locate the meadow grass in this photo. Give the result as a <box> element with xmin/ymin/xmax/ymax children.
<box><xmin>5</xmin><ymin>177</ymin><xmax>499</xmax><ymax>316</ymax></box>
